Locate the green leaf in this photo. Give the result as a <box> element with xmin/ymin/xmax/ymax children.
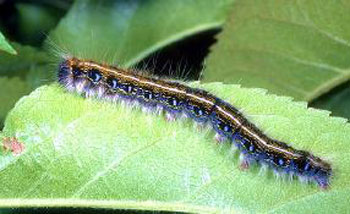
<box><xmin>0</xmin><ymin>32</ymin><xmax>17</xmax><ymax>55</ymax></box>
<box><xmin>48</xmin><ymin>0</ymin><xmax>234</xmax><ymax>66</ymax></box>
<box><xmin>311</xmin><ymin>83</ymin><xmax>350</xmax><ymax>119</ymax></box>
<box><xmin>1</xmin><ymin>83</ymin><xmax>349</xmax><ymax>213</ymax></box>
<box><xmin>16</xmin><ymin>3</ymin><xmax>58</xmax><ymax>46</ymax></box>
<box><xmin>0</xmin><ymin>43</ymin><xmax>50</xmax><ymax>77</ymax></box>
<box><xmin>0</xmin><ymin>77</ymin><xmax>31</xmax><ymax>128</ymax></box>
<box><xmin>0</xmin><ymin>43</ymin><xmax>55</xmax><ymax>126</ymax></box>
<box><xmin>203</xmin><ymin>0</ymin><xmax>350</xmax><ymax>102</ymax></box>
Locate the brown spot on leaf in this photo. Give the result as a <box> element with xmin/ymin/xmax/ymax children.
<box><xmin>2</xmin><ymin>137</ymin><xmax>25</xmax><ymax>156</ymax></box>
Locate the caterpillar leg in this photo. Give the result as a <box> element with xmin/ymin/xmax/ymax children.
<box><xmin>165</xmin><ymin>112</ymin><xmax>177</xmax><ymax>122</ymax></box>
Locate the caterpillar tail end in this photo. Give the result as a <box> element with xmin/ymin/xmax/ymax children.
<box><xmin>316</xmin><ymin>177</ymin><xmax>331</xmax><ymax>190</ymax></box>
<box><xmin>239</xmin><ymin>159</ymin><xmax>250</xmax><ymax>170</ymax></box>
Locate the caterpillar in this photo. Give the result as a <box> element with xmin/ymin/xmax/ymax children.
<box><xmin>57</xmin><ymin>57</ymin><xmax>332</xmax><ymax>189</ymax></box>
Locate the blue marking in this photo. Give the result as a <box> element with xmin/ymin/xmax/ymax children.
<box><xmin>127</xmin><ymin>85</ymin><xmax>133</xmax><ymax>93</ymax></box>
<box><xmin>278</xmin><ymin>158</ymin><xmax>284</xmax><ymax>166</ymax></box>
<box><xmin>197</xmin><ymin>108</ymin><xmax>204</xmax><ymax>116</ymax></box>
<box><xmin>107</xmin><ymin>78</ymin><xmax>118</xmax><ymax>89</ymax></box>
<box><xmin>223</xmin><ymin>125</ymin><xmax>231</xmax><ymax>132</ymax></box>
<box><xmin>88</xmin><ymin>69</ymin><xmax>102</xmax><ymax>83</ymax></box>
<box><xmin>304</xmin><ymin>161</ymin><xmax>311</xmax><ymax>171</ymax></box>
<box><xmin>249</xmin><ymin>145</ymin><xmax>255</xmax><ymax>152</ymax></box>
<box><xmin>172</xmin><ymin>99</ymin><xmax>177</xmax><ymax>106</ymax></box>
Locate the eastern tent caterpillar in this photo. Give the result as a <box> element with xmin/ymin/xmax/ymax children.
<box><xmin>57</xmin><ymin>57</ymin><xmax>332</xmax><ymax>189</ymax></box>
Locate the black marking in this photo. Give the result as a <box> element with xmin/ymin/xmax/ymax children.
<box><xmin>72</xmin><ymin>67</ymin><xmax>82</xmax><ymax>77</ymax></box>
<box><xmin>107</xmin><ymin>78</ymin><xmax>118</xmax><ymax>89</ymax></box>
<box><xmin>144</xmin><ymin>91</ymin><xmax>152</xmax><ymax>100</ymax></box>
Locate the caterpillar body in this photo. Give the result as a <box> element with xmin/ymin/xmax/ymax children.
<box><xmin>58</xmin><ymin>57</ymin><xmax>332</xmax><ymax>189</ymax></box>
